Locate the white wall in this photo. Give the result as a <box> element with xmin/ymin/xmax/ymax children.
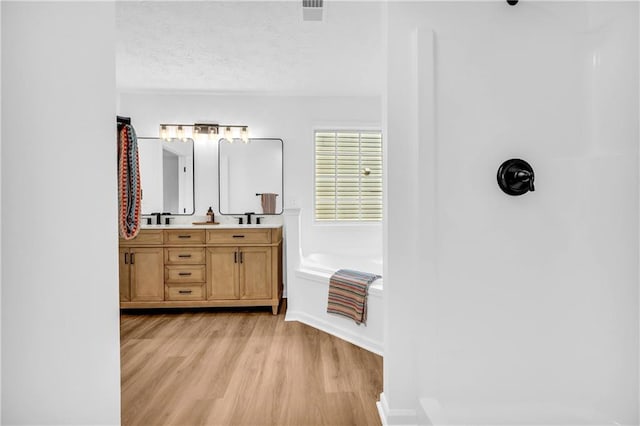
<box><xmin>1</xmin><ymin>2</ymin><xmax>120</xmax><ymax>425</ymax></box>
<box><xmin>0</xmin><ymin>0</ymin><xmax>3</xmax><ymax>417</ymax></box>
<box><xmin>118</xmin><ymin>93</ymin><xmax>383</xmax><ymax>256</ymax></box>
<box><xmin>384</xmin><ymin>2</ymin><xmax>639</xmax><ymax>424</ymax></box>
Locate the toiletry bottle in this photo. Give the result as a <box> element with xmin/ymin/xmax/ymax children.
<box><xmin>207</xmin><ymin>207</ymin><xmax>214</xmax><ymax>223</ymax></box>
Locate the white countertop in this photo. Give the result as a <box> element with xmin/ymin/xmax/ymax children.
<box><xmin>140</xmin><ymin>223</ymin><xmax>281</xmax><ymax>230</ymax></box>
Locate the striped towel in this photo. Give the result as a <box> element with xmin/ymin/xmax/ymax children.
<box><xmin>327</xmin><ymin>269</ymin><xmax>381</xmax><ymax>325</ymax></box>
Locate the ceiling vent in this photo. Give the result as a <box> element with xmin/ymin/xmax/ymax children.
<box><xmin>303</xmin><ymin>0</ymin><xmax>323</xmax><ymax>22</ymax></box>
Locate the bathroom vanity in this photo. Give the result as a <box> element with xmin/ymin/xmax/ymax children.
<box><xmin>119</xmin><ymin>225</ymin><xmax>283</xmax><ymax>314</ymax></box>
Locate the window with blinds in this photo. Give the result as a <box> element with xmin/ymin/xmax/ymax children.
<box><xmin>314</xmin><ymin>130</ymin><xmax>383</xmax><ymax>222</ymax></box>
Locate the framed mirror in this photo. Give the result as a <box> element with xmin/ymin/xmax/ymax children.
<box><xmin>138</xmin><ymin>137</ymin><xmax>195</xmax><ymax>215</ymax></box>
<box><xmin>218</xmin><ymin>138</ymin><xmax>283</xmax><ymax>215</ymax></box>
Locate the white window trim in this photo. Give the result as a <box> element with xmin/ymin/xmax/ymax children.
<box><xmin>312</xmin><ymin>127</ymin><xmax>383</xmax><ymax>225</ymax></box>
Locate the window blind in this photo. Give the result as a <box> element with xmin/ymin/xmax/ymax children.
<box><xmin>315</xmin><ymin>130</ymin><xmax>383</xmax><ymax>221</ymax></box>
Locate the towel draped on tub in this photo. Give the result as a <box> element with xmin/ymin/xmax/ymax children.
<box><xmin>327</xmin><ymin>269</ymin><xmax>381</xmax><ymax>325</ymax></box>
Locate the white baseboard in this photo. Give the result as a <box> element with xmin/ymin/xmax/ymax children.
<box><xmin>418</xmin><ymin>397</ymin><xmax>445</xmax><ymax>425</ymax></box>
<box><xmin>377</xmin><ymin>392</ymin><xmax>418</xmax><ymax>426</ymax></box>
<box><xmin>285</xmin><ymin>309</ymin><xmax>383</xmax><ymax>355</ymax></box>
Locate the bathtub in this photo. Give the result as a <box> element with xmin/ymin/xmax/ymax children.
<box><xmin>300</xmin><ymin>253</ymin><xmax>383</xmax><ymax>291</ymax></box>
<box><xmin>283</xmin><ymin>209</ymin><xmax>384</xmax><ymax>355</ymax></box>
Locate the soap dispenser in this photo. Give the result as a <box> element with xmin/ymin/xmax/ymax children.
<box><xmin>207</xmin><ymin>206</ymin><xmax>215</xmax><ymax>223</ymax></box>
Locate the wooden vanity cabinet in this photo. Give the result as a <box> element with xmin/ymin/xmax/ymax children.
<box><xmin>239</xmin><ymin>246</ymin><xmax>272</xmax><ymax>299</ymax></box>
<box><xmin>119</xmin><ymin>230</ymin><xmax>164</xmax><ymax>302</ymax></box>
<box><xmin>206</xmin><ymin>247</ymin><xmax>240</xmax><ymax>299</ymax></box>
<box><xmin>206</xmin><ymin>245</ymin><xmax>272</xmax><ymax>300</ymax></box>
<box><xmin>119</xmin><ymin>227</ymin><xmax>282</xmax><ymax>314</ymax></box>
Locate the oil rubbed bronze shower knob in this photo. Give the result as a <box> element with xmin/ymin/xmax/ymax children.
<box><xmin>497</xmin><ymin>158</ymin><xmax>535</xmax><ymax>196</ymax></box>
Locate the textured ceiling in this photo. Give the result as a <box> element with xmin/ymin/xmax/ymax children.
<box><xmin>116</xmin><ymin>1</ymin><xmax>384</xmax><ymax>95</ymax></box>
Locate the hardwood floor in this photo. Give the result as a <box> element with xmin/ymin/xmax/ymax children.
<box><xmin>121</xmin><ymin>303</ymin><xmax>383</xmax><ymax>426</ymax></box>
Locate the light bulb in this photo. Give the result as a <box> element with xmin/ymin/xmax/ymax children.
<box><xmin>160</xmin><ymin>125</ymin><xmax>168</xmax><ymax>141</ymax></box>
<box><xmin>177</xmin><ymin>125</ymin><xmax>185</xmax><ymax>142</ymax></box>
<box><xmin>209</xmin><ymin>126</ymin><xmax>217</xmax><ymax>141</ymax></box>
<box><xmin>225</xmin><ymin>126</ymin><xmax>233</xmax><ymax>143</ymax></box>
<box><xmin>241</xmin><ymin>127</ymin><xmax>249</xmax><ymax>143</ymax></box>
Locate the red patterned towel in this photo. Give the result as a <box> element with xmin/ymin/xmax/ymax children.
<box><xmin>327</xmin><ymin>269</ymin><xmax>381</xmax><ymax>325</ymax></box>
<box><xmin>118</xmin><ymin>123</ymin><xmax>141</xmax><ymax>240</ymax></box>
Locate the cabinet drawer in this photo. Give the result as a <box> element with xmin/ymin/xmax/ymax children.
<box><xmin>164</xmin><ymin>230</ymin><xmax>205</xmax><ymax>245</ymax></box>
<box><xmin>166</xmin><ymin>284</ymin><xmax>205</xmax><ymax>301</ymax></box>
<box><xmin>165</xmin><ymin>247</ymin><xmax>205</xmax><ymax>265</ymax></box>
<box><xmin>120</xmin><ymin>230</ymin><xmax>163</xmax><ymax>246</ymax></box>
<box><xmin>165</xmin><ymin>265</ymin><xmax>206</xmax><ymax>283</ymax></box>
<box><xmin>206</xmin><ymin>229</ymin><xmax>271</xmax><ymax>244</ymax></box>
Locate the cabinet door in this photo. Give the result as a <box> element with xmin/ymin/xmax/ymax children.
<box><xmin>130</xmin><ymin>247</ymin><xmax>164</xmax><ymax>302</ymax></box>
<box><xmin>119</xmin><ymin>248</ymin><xmax>130</xmax><ymax>302</ymax></box>
<box><xmin>239</xmin><ymin>246</ymin><xmax>272</xmax><ymax>300</ymax></box>
<box><xmin>206</xmin><ymin>247</ymin><xmax>239</xmax><ymax>300</ymax></box>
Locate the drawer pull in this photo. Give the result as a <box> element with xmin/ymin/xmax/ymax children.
<box><xmin>124</xmin><ymin>253</ymin><xmax>129</xmax><ymax>264</ymax></box>
<box><xmin>178</xmin><ymin>235</ymin><xmax>192</xmax><ymax>239</ymax></box>
<box><xmin>178</xmin><ymin>272</ymin><xmax>192</xmax><ymax>276</ymax></box>
<box><xmin>178</xmin><ymin>254</ymin><xmax>192</xmax><ymax>258</ymax></box>
<box><xmin>234</xmin><ymin>252</ymin><xmax>238</xmax><ymax>263</ymax></box>
<box><xmin>232</xmin><ymin>235</ymin><xmax>245</xmax><ymax>238</ymax></box>
<box><xmin>178</xmin><ymin>290</ymin><xmax>193</xmax><ymax>294</ymax></box>
<box><xmin>130</xmin><ymin>253</ymin><xmax>135</xmax><ymax>264</ymax></box>
<box><xmin>239</xmin><ymin>252</ymin><xmax>243</xmax><ymax>264</ymax></box>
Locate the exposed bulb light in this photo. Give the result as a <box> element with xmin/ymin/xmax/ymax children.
<box><xmin>241</xmin><ymin>127</ymin><xmax>249</xmax><ymax>143</ymax></box>
<box><xmin>159</xmin><ymin>123</ymin><xmax>249</xmax><ymax>143</ymax></box>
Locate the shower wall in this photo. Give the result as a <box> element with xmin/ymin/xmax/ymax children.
<box><xmin>384</xmin><ymin>2</ymin><xmax>639</xmax><ymax>424</ymax></box>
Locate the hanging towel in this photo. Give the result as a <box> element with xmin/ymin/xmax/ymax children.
<box><xmin>327</xmin><ymin>269</ymin><xmax>381</xmax><ymax>325</ymax></box>
<box><xmin>118</xmin><ymin>122</ymin><xmax>142</xmax><ymax>240</ymax></box>
<box><xmin>260</xmin><ymin>193</ymin><xmax>278</xmax><ymax>214</ymax></box>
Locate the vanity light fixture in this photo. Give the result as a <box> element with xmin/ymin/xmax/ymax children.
<box><xmin>159</xmin><ymin>123</ymin><xmax>249</xmax><ymax>143</ymax></box>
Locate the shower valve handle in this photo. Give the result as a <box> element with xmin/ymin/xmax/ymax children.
<box><xmin>514</xmin><ymin>170</ymin><xmax>535</xmax><ymax>192</ymax></box>
<box><xmin>497</xmin><ymin>159</ymin><xmax>535</xmax><ymax>196</ymax></box>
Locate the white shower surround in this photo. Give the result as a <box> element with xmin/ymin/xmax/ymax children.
<box><xmin>383</xmin><ymin>2</ymin><xmax>639</xmax><ymax>425</ymax></box>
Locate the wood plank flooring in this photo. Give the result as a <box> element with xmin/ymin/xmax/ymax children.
<box><xmin>121</xmin><ymin>304</ymin><xmax>383</xmax><ymax>426</ymax></box>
